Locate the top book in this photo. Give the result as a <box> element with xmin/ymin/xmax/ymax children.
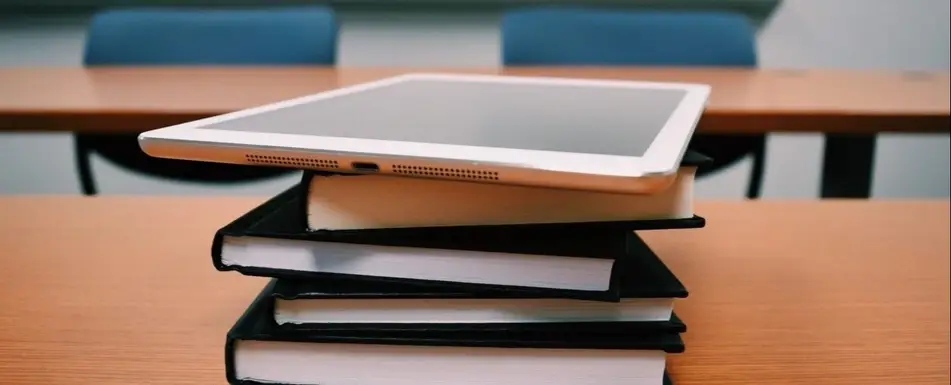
<box><xmin>304</xmin><ymin>151</ymin><xmax>711</xmax><ymax>231</ymax></box>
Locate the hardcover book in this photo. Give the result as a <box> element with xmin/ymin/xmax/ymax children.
<box><xmin>270</xmin><ymin>233</ymin><xmax>687</xmax><ymax>330</ymax></box>
<box><xmin>303</xmin><ymin>150</ymin><xmax>711</xmax><ymax>231</ymax></box>
<box><xmin>213</xmin><ymin>186</ymin><xmax>700</xmax><ymax>301</ymax></box>
<box><xmin>227</xmin><ymin>284</ymin><xmax>683</xmax><ymax>385</ymax></box>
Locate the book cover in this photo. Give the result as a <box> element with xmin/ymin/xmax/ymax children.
<box><xmin>302</xmin><ymin>151</ymin><xmax>711</xmax><ymax>231</ymax></box>
<box><xmin>212</xmin><ymin>186</ymin><xmax>698</xmax><ymax>301</ymax></box>
<box><xmin>226</xmin><ymin>284</ymin><xmax>683</xmax><ymax>385</ymax></box>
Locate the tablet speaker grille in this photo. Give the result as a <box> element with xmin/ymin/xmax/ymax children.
<box><xmin>392</xmin><ymin>165</ymin><xmax>499</xmax><ymax>181</ymax></box>
<box><xmin>245</xmin><ymin>154</ymin><xmax>339</xmax><ymax>169</ymax></box>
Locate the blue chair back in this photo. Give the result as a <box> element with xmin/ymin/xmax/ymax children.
<box><xmin>76</xmin><ymin>7</ymin><xmax>337</xmax><ymax>195</ymax></box>
<box><xmin>84</xmin><ymin>6</ymin><xmax>337</xmax><ymax>65</ymax></box>
<box><xmin>500</xmin><ymin>7</ymin><xmax>765</xmax><ymax>199</ymax></box>
<box><xmin>501</xmin><ymin>8</ymin><xmax>756</xmax><ymax>66</ymax></box>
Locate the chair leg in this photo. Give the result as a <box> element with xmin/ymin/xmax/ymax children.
<box><xmin>820</xmin><ymin>134</ymin><xmax>876</xmax><ymax>198</ymax></box>
<box><xmin>745</xmin><ymin>138</ymin><xmax>767</xmax><ymax>199</ymax></box>
<box><xmin>74</xmin><ymin>135</ymin><xmax>98</xmax><ymax>196</ymax></box>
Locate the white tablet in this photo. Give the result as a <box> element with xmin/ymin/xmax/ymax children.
<box><xmin>138</xmin><ymin>73</ymin><xmax>710</xmax><ymax>194</ymax></box>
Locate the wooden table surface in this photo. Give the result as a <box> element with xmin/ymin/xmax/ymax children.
<box><xmin>1</xmin><ymin>66</ymin><xmax>948</xmax><ymax>133</ymax></box>
<box><xmin>0</xmin><ymin>197</ymin><xmax>947</xmax><ymax>384</ymax></box>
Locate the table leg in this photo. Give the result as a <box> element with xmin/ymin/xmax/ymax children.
<box><xmin>821</xmin><ymin>134</ymin><xmax>877</xmax><ymax>198</ymax></box>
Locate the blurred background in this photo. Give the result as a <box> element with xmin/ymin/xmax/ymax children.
<box><xmin>0</xmin><ymin>0</ymin><xmax>948</xmax><ymax>198</ymax></box>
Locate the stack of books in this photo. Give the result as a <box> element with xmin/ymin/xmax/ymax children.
<box><xmin>212</xmin><ymin>151</ymin><xmax>710</xmax><ymax>385</ymax></box>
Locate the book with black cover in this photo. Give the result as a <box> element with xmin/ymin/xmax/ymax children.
<box><xmin>269</xmin><ymin>235</ymin><xmax>687</xmax><ymax>330</ymax></box>
<box><xmin>212</xmin><ymin>185</ymin><xmax>701</xmax><ymax>302</ymax></box>
<box><xmin>302</xmin><ymin>151</ymin><xmax>712</xmax><ymax>231</ymax></box>
<box><xmin>226</xmin><ymin>284</ymin><xmax>683</xmax><ymax>385</ymax></box>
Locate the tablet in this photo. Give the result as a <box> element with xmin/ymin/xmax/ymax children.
<box><xmin>138</xmin><ymin>73</ymin><xmax>710</xmax><ymax>194</ymax></box>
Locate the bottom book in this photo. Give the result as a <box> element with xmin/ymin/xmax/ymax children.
<box><xmin>226</xmin><ymin>284</ymin><xmax>684</xmax><ymax>385</ymax></box>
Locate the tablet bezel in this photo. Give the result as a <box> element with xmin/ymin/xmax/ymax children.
<box><xmin>138</xmin><ymin>73</ymin><xmax>710</xmax><ymax>179</ymax></box>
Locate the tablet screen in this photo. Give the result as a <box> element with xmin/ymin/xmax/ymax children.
<box><xmin>199</xmin><ymin>78</ymin><xmax>687</xmax><ymax>157</ymax></box>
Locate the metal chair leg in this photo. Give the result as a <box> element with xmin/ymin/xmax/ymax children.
<box><xmin>746</xmin><ymin>139</ymin><xmax>766</xmax><ymax>199</ymax></box>
<box><xmin>74</xmin><ymin>135</ymin><xmax>98</xmax><ymax>196</ymax></box>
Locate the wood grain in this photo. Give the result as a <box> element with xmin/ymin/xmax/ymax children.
<box><xmin>0</xmin><ymin>197</ymin><xmax>947</xmax><ymax>384</ymax></box>
<box><xmin>1</xmin><ymin>66</ymin><xmax>948</xmax><ymax>134</ymax></box>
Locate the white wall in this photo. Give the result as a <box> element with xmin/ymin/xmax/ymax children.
<box><xmin>1</xmin><ymin>0</ymin><xmax>948</xmax><ymax>197</ymax></box>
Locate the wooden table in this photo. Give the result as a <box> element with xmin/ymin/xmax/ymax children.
<box><xmin>1</xmin><ymin>67</ymin><xmax>949</xmax><ymax>197</ymax></box>
<box><xmin>0</xmin><ymin>197</ymin><xmax>947</xmax><ymax>384</ymax></box>
<box><xmin>1</xmin><ymin>67</ymin><xmax>948</xmax><ymax>133</ymax></box>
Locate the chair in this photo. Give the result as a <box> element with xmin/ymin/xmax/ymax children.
<box><xmin>501</xmin><ymin>7</ymin><xmax>765</xmax><ymax>198</ymax></box>
<box><xmin>78</xmin><ymin>7</ymin><xmax>338</xmax><ymax>195</ymax></box>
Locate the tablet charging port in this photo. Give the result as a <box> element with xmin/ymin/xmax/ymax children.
<box><xmin>351</xmin><ymin>162</ymin><xmax>380</xmax><ymax>173</ymax></box>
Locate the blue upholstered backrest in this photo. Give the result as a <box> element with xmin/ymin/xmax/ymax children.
<box><xmin>84</xmin><ymin>7</ymin><xmax>337</xmax><ymax>65</ymax></box>
<box><xmin>501</xmin><ymin>8</ymin><xmax>757</xmax><ymax>66</ymax></box>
